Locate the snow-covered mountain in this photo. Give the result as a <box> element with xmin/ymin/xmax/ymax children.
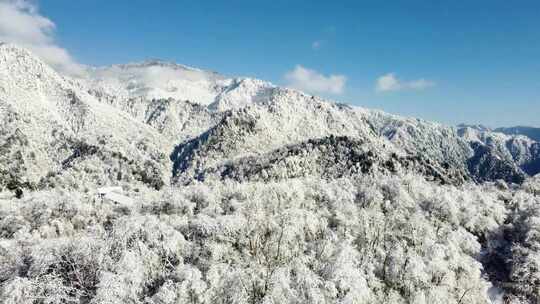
<box><xmin>86</xmin><ymin>60</ymin><xmax>227</xmax><ymax>104</ymax></box>
<box><xmin>0</xmin><ymin>43</ymin><xmax>172</xmax><ymax>191</ymax></box>
<box><xmin>85</xmin><ymin>60</ymin><xmax>275</xmax><ymax>111</ymax></box>
<box><xmin>458</xmin><ymin>124</ymin><xmax>540</xmax><ymax>178</ymax></box>
<box><xmin>495</xmin><ymin>126</ymin><xmax>540</xmax><ymax>142</ymax></box>
<box><xmin>1</xmin><ymin>43</ymin><xmax>537</xmax><ymax>195</ymax></box>
<box><xmin>3</xmin><ymin>43</ymin><xmax>540</xmax><ymax>304</ymax></box>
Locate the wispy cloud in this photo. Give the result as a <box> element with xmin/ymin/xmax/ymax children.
<box><xmin>375</xmin><ymin>73</ymin><xmax>435</xmax><ymax>92</ymax></box>
<box><xmin>0</xmin><ymin>0</ymin><xmax>83</xmax><ymax>75</ymax></box>
<box><xmin>285</xmin><ymin>65</ymin><xmax>346</xmax><ymax>95</ymax></box>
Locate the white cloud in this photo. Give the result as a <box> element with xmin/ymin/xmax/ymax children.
<box><xmin>376</xmin><ymin>73</ymin><xmax>401</xmax><ymax>92</ymax></box>
<box><xmin>0</xmin><ymin>0</ymin><xmax>83</xmax><ymax>75</ymax></box>
<box><xmin>284</xmin><ymin>65</ymin><xmax>346</xmax><ymax>95</ymax></box>
<box><xmin>375</xmin><ymin>73</ymin><xmax>435</xmax><ymax>92</ymax></box>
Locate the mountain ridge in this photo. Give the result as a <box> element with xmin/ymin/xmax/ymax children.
<box><xmin>1</xmin><ymin>43</ymin><xmax>538</xmax><ymax>194</ymax></box>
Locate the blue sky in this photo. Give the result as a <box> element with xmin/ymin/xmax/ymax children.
<box><xmin>3</xmin><ymin>0</ymin><xmax>540</xmax><ymax>127</ymax></box>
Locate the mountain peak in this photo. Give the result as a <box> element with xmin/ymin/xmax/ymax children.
<box><xmin>456</xmin><ymin>123</ymin><xmax>492</xmax><ymax>132</ymax></box>
<box><xmin>0</xmin><ymin>43</ymin><xmax>56</xmax><ymax>73</ymax></box>
<box><xmin>0</xmin><ymin>42</ymin><xmax>33</xmax><ymax>58</ymax></box>
<box><xmin>111</xmin><ymin>59</ymin><xmax>201</xmax><ymax>72</ymax></box>
<box><xmin>495</xmin><ymin>126</ymin><xmax>540</xmax><ymax>142</ymax></box>
<box><xmin>0</xmin><ymin>43</ymin><xmax>69</xmax><ymax>98</ymax></box>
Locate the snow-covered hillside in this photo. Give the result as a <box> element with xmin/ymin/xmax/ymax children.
<box><xmin>0</xmin><ymin>43</ymin><xmax>172</xmax><ymax>191</ymax></box>
<box><xmin>2</xmin><ymin>42</ymin><xmax>539</xmax><ymax>193</ymax></box>
<box><xmin>1</xmin><ymin>43</ymin><xmax>540</xmax><ymax>303</ymax></box>
<box><xmin>495</xmin><ymin>126</ymin><xmax>540</xmax><ymax>142</ymax></box>
<box><xmin>85</xmin><ymin>61</ymin><xmax>275</xmax><ymax>112</ymax></box>
<box><xmin>85</xmin><ymin>60</ymin><xmax>228</xmax><ymax>104</ymax></box>
<box><xmin>458</xmin><ymin>125</ymin><xmax>540</xmax><ymax>177</ymax></box>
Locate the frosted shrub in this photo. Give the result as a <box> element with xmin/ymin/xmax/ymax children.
<box><xmin>2</xmin><ymin>174</ymin><xmax>539</xmax><ymax>303</ymax></box>
<box><xmin>1</xmin><ymin>237</ymin><xmax>106</xmax><ymax>303</ymax></box>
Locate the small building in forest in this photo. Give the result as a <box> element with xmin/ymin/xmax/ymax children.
<box><xmin>97</xmin><ymin>186</ymin><xmax>133</xmax><ymax>206</ymax></box>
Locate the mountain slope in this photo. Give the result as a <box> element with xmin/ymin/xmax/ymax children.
<box><xmin>0</xmin><ymin>44</ymin><xmax>171</xmax><ymax>191</ymax></box>
<box><xmin>85</xmin><ymin>60</ymin><xmax>228</xmax><ymax>104</ymax></box>
<box><xmin>0</xmin><ymin>43</ymin><xmax>534</xmax><ymax>194</ymax></box>
<box><xmin>174</xmin><ymin>135</ymin><xmax>469</xmax><ymax>185</ymax></box>
<box><xmin>85</xmin><ymin>61</ymin><xmax>275</xmax><ymax>112</ymax></box>
<box><xmin>458</xmin><ymin>125</ymin><xmax>540</xmax><ymax>179</ymax></box>
<box><xmin>495</xmin><ymin>126</ymin><xmax>540</xmax><ymax>142</ymax></box>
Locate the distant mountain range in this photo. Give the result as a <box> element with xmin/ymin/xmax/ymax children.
<box><xmin>495</xmin><ymin>126</ymin><xmax>540</xmax><ymax>142</ymax></box>
<box><xmin>457</xmin><ymin>124</ymin><xmax>540</xmax><ymax>177</ymax></box>
<box><xmin>1</xmin><ymin>43</ymin><xmax>539</xmax><ymax>195</ymax></box>
<box><xmin>458</xmin><ymin>124</ymin><xmax>540</xmax><ymax>142</ymax></box>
